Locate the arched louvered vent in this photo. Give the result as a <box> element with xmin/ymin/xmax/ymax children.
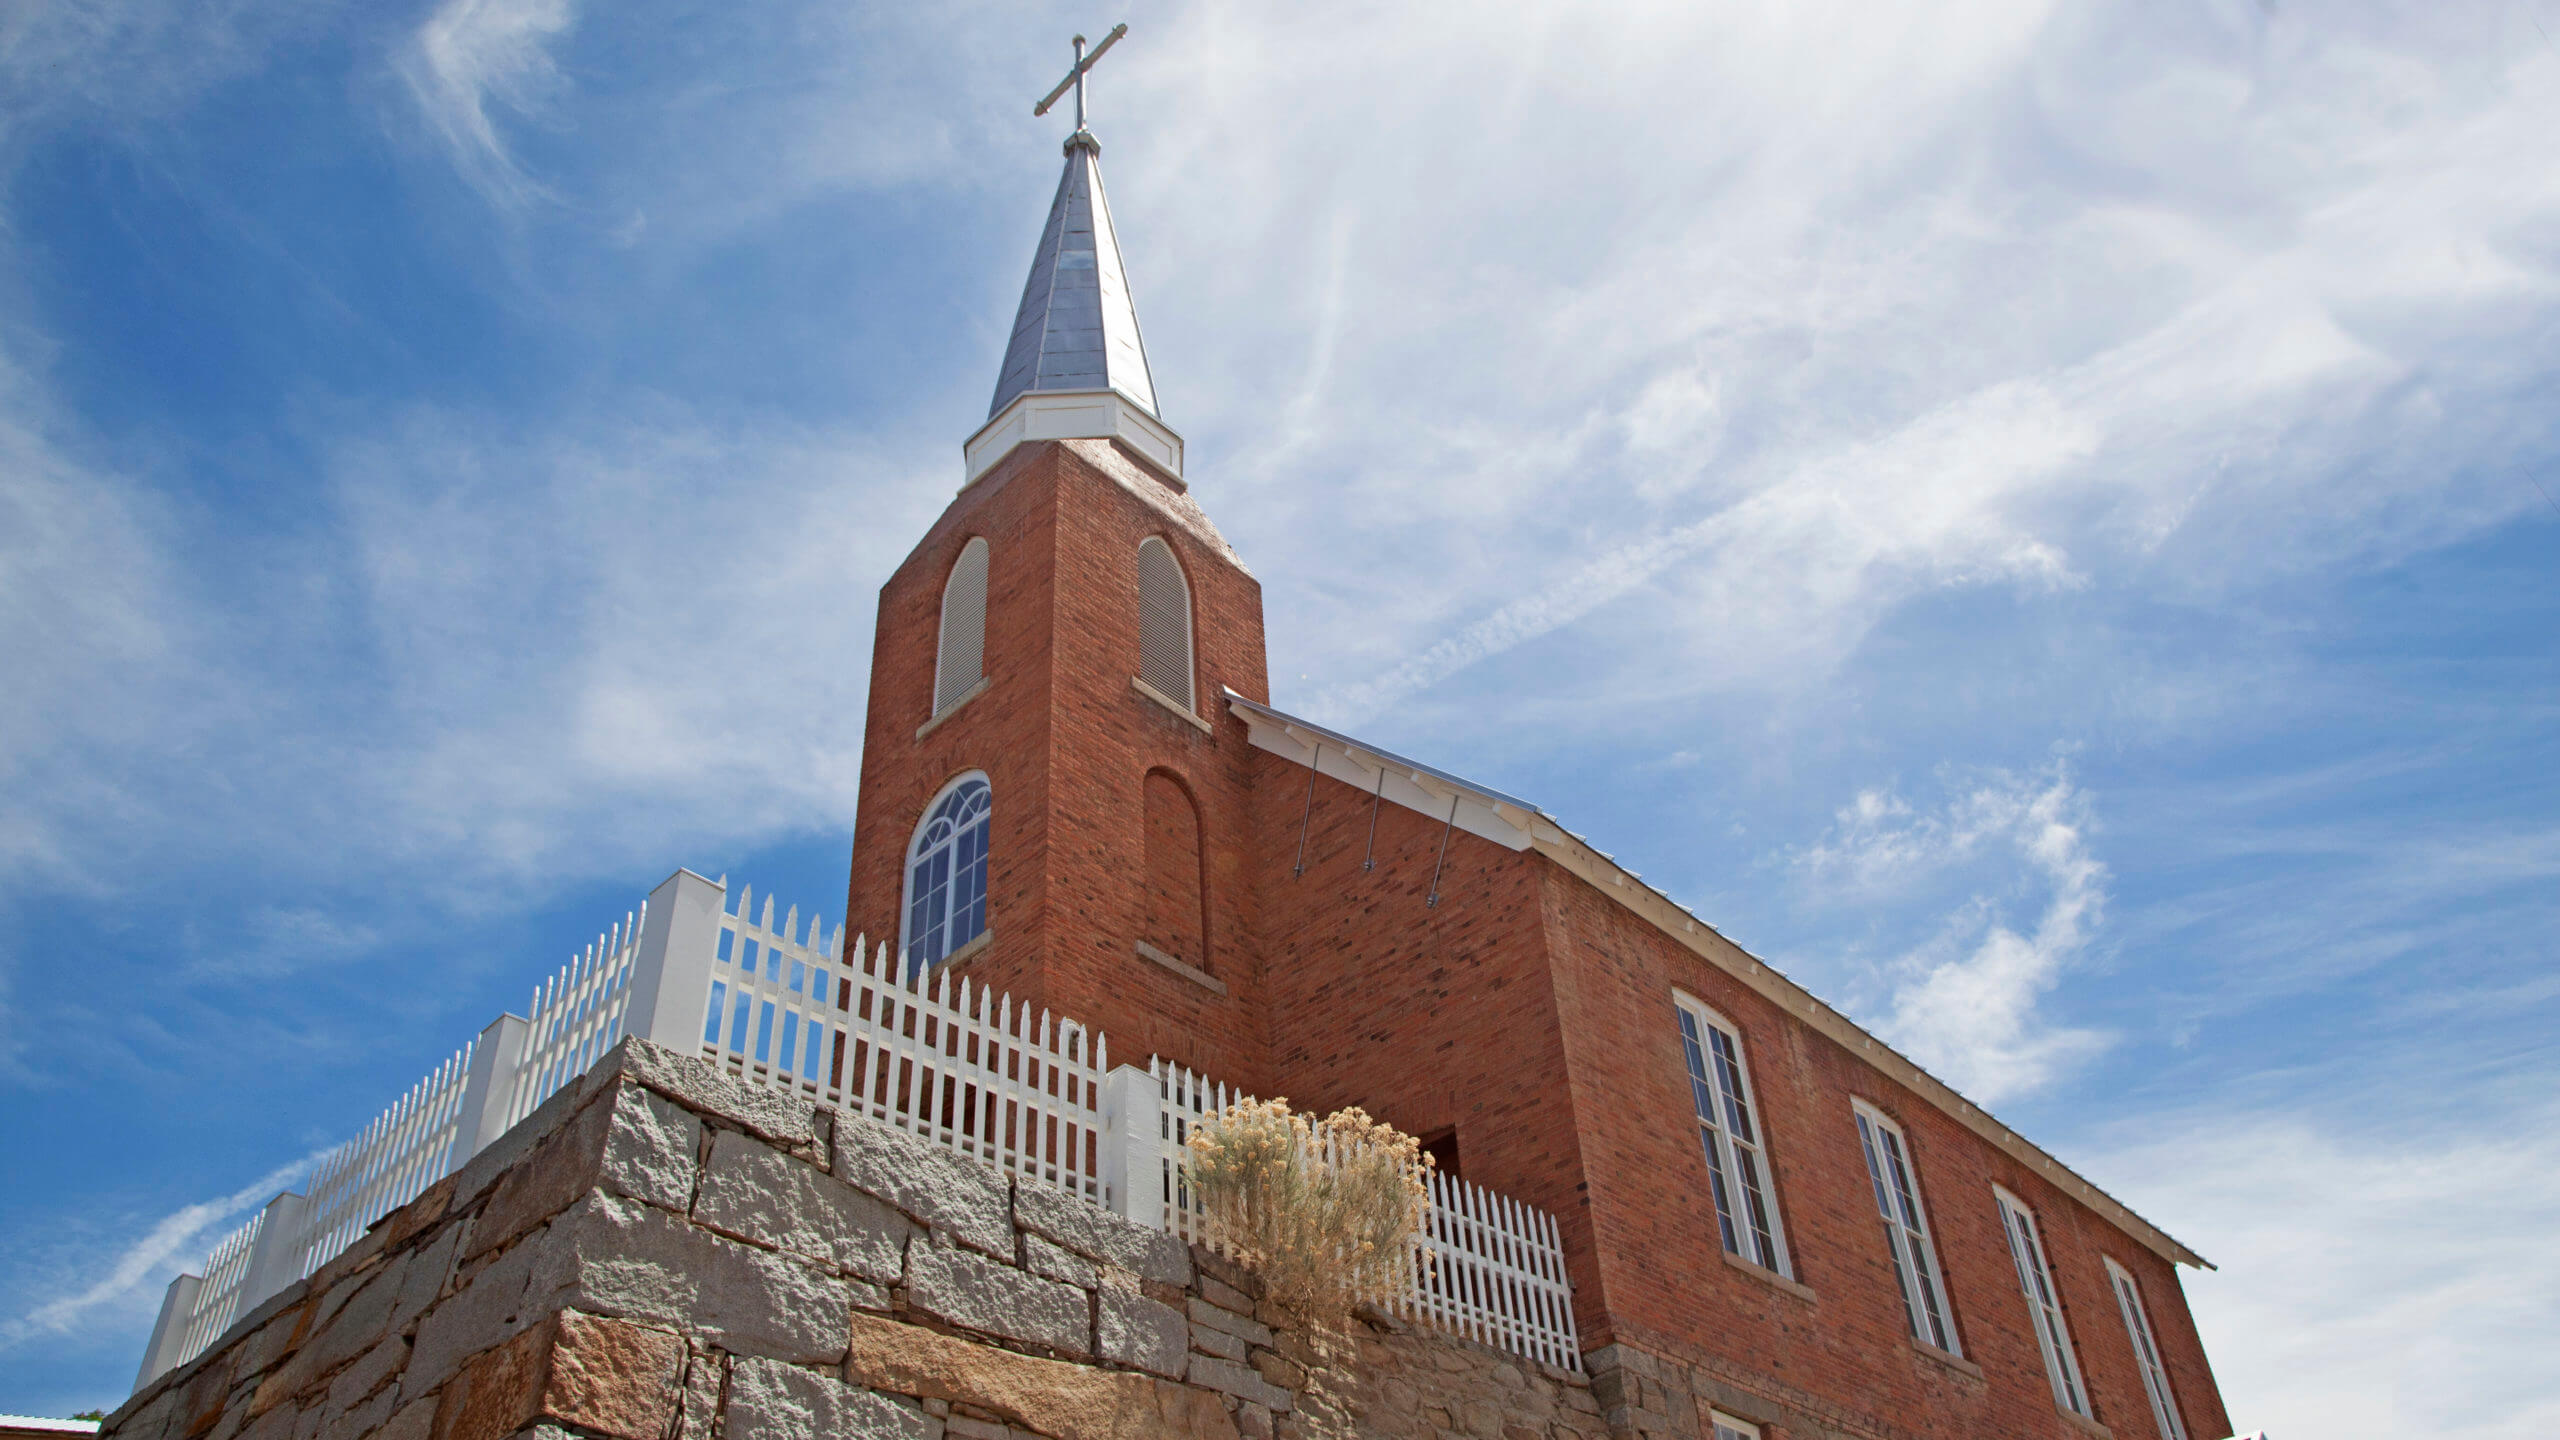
<box><xmin>1136</xmin><ymin>536</ymin><xmax>1192</xmax><ymax>709</ymax></box>
<box><xmin>934</xmin><ymin>537</ymin><xmax>990</xmax><ymax>714</ymax></box>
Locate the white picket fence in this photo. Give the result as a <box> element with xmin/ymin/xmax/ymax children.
<box><xmin>704</xmin><ymin>903</ymin><xmax>1112</xmax><ymax>1204</ymax></box>
<box><xmin>1147</xmin><ymin>1059</ymin><xmax>1584</xmax><ymax>1372</ymax></box>
<box><xmin>138</xmin><ymin>869</ymin><xmax>1582</xmax><ymax>1392</ymax></box>
<box><xmin>293</xmin><ymin>1045</ymin><xmax>480</xmax><ymax>1280</ymax></box>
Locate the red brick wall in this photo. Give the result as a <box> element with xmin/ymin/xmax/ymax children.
<box><xmin>1245</xmin><ymin>753</ymin><xmax>1607</xmax><ymax>1322</ymax></box>
<box><xmin>843</xmin><ymin>439</ymin><xmax>1274</xmax><ymax>1084</ymax></box>
<box><xmin>1534</xmin><ymin>871</ymin><xmax>2233</xmax><ymax>1440</ymax></box>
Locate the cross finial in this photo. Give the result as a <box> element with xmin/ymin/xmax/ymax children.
<box><xmin>1033</xmin><ymin>22</ymin><xmax>1128</xmax><ymax>141</ymax></box>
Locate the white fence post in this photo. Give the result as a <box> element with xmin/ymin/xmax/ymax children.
<box><xmin>624</xmin><ymin>869</ymin><xmax>727</xmax><ymax>1051</ymax></box>
<box><xmin>1100</xmin><ymin>1064</ymin><xmax>1163</xmax><ymax>1229</ymax></box>
<box><xmin>135</xmin><ymin>1273</ymin><xmax>203</xmax><ymax>1390</ymax></box>
<box><xmin>235</xmin><ymin>1192</ymin><xmax>309</xmax><ymax>1313</ymax></box>
<box><xmin>457</xmin><ymin>1013</ymin><xmax>531</xmax><ymax>1158</ymax></box>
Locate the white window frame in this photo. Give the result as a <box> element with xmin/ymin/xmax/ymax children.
<box><xmin>1995</xmin><ymin>1186</ymin><xmax>2091</xmax><ymax>1419</ymax></box>
<box><xmin>1673</xmin><ymin>991</ymin><xmax>1793</xmax><ymax>1278</ymax></box>
<box><xmin>2104</xmin><ymin>1257</ymin><xmax>2189</xmax><ymax>1440</ymax></box>
<box><xmin>1852</xmin><ymin>1099</ymin><xmax>1960</xmax><ymax>1356</ymax></box>
<box><xmin>1135</xmin><ymin>535</ymin><xmax>1195</xmax><ymax>710</ymax></box>
<box><xmin>901</xmin><ymin>771</ymin><xmax>991</xmax><ymax>979</ymax></box>
<box><xmin>1707</xmin><ymin>1413</ymin><xmax>1760</xmax><ymax>1440</ymax></box>
<box><xmin>933</xmin><ymin>536</ymin><xmax>990</xmax><ymax>716</ymax></box>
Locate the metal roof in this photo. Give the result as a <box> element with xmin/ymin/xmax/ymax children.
<box><xmin>989</xmin><ymin>131</ymin><xmax>1159</xmax><ymax>421</ymax></box>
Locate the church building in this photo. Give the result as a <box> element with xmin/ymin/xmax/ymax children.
<box><xmin>842</xmin><ymin>72</ymin><xmax>2231</xmax><ymax>1440</ymax></box>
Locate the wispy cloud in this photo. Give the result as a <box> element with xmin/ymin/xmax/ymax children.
<box><xmin>396</xmin><ymin>0</ymin><xmax>580</xmax><ymax>208</ymax></box>
<box><xmin>0</xmin><ymin>1153</ymin><xmax>322</xmax><ymax>1352</ymax></box>
<box><xmin>0</xmin><ymin>351</ymin><xmax>206</xmax><ymax>897</ymax></box>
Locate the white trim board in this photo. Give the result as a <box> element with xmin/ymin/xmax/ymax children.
<box><xmin>964</xmin><ymin>389</ymin><xmax>1183</xmax><ymax>488</ymax></box>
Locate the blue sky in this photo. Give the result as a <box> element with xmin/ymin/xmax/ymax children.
<box><xmin>3</xmin><ymin>1</ymin><xmax>2556</xmax><ymax>1433</ymax></box>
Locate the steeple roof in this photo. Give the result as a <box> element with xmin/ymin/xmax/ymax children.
<box><xmin>990</xmin><ymin>131</ymin><xmax>1160</xmax><ymax>421</ymax></box>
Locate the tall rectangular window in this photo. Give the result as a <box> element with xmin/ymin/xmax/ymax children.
<box><xmin>1995</xmin><ymin>1187</ymin><xmax>2091</xmax><ymax>1419</ymax></box>
<box><xmin>1674</xmin><ymin>994</ymin><xmax>1792</xmax><ymax>1277</ymax></box>
<box><xmin>1853</xmin><ymin>1101</ymin><xmax>1959</xmax><ymax>1355</ymax></box>
<box><xmin>2105</xmin><ymin>1258</ymin><xmax>2189</xmax><ymax>1440</ymax></box>
<box><xmin>1707</xmin><ymin>1415</ymin><xmax>1760</xmax><ymax>1440</ymax></box>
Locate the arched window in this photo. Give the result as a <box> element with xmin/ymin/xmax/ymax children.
<box><xmin>1136</xmin><ymin>536</ymin><xmax>1193</xmax><ymax>709</ymax></box>
<box><xmin>904</xmin><ymin>773</ymin><xmax>990</xmax><ymax>978</ymax></box>
<box><xmin>1141</xmin><ymin>769</ymin><xmax>1206</xmax><ymax>966</ymax></box>
<box><xmin>934</xmin><ymin>537</ymin><xmax>990</xmax><ymax>715</ymax></box>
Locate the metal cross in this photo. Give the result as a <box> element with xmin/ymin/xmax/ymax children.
<box><xmin>1033</xmin><ymin>23</ymin><xmax>1128</xmax><ymax>131</ymax></box>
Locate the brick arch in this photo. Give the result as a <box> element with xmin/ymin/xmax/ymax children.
<box><xmin>1140</xmin><ymin>767</ymin><xmax>1208</xmax><ymax>970</ymax></box>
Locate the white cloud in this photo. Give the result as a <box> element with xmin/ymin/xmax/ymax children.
<box><xmin>1797</xmin><ymin>764</ymin><xmax>2114</xmax><ymax>1104</ymax></box>
<box><xmin>396</xmin><ymin>0</ymin><xmax>580</xmax><ymax>207</ymax></box>
<box><xmin>2090</xmin><ymin>1101</ymin><xmax>2560</xmax><ymax>1440</ymax></box>
<box><xmin>0</xmin><ymin>1152</ymin><xmax>321</xmax><ymax>1352</ymax></box>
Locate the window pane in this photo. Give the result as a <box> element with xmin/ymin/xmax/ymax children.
<box><xmin>1908</xmin><ymin>1226</ymin><xmax>1951</xmax><ymax>1350</ymax></box>
<box><xmin>1881</xmin><ymin>1221</ymin><xmax>1921</xmax><ymax>1339</ymax></box>
<box><xmin>1708</xmin><ymin>1030</ymin><xmax>1759</xmax><ymax>1145</ymax></box>
<box><xmin>1856</xmin><ymin>1116</ymin><xmax>1897</xmax><ymax>1220</ymax></box>
<box><xmin>1698</xmin><ymin>1126</ymin><xmax>1740</xmax><ymax>1253</ymax></box>
<box><xmin>1882</xmin><ymin>1131</ymin><xmax>1924</xmax><ymax>1232</ymax></box>
<box><xmin>1735</xmin><ymin>1148</ymin><xmax>1780</xmax><ymax>1270</ymax></box>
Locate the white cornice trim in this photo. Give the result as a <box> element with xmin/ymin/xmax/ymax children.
<box><xmin>1231</xmin><ymin>702</ymin><xmax>1533</xmax><ymax>854</ymax></box>
<box><xmin>1223</xmin><ymin>690</ymin><xmax>2212</xmax><ymax>1272</ymax></box>
<box><xmin>963</xmin><ymin>389</ymin><xmax>1184</xmax><ymax>489</ymax></box>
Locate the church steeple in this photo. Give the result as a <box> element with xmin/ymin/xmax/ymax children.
<box><xmin>990</xmin><ymin>131</ymin><xmax>1159</xmax><ymax>421</ymax></box>
<box><xmin>962</xmin><ymin>27</ymin><xmax>1184</xmax><ymax>488</ymax></box>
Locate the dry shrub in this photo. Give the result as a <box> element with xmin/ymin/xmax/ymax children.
<box><xmin>1183</xmin><ymin>1097</ymin><xmax>1432</xmax><ymax>1321</ymax></box>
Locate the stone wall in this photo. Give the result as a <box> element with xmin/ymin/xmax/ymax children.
<box><xmin>104</xmin><ymin>1039</ymin><xmax>1602</xmax><ymax>1440</ymax></box>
